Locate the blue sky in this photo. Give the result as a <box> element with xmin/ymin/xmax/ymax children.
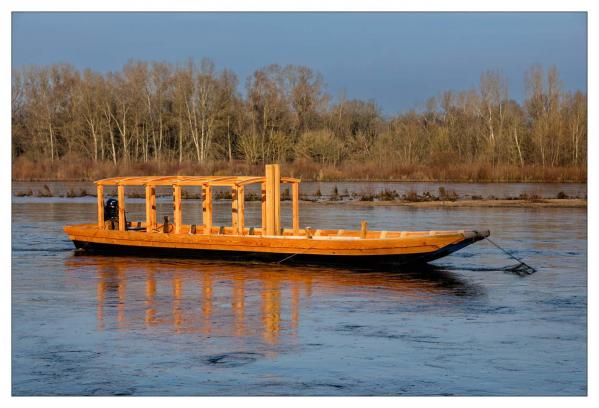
<box><xmin>12</xmin><ymin>12</ymin><xmax>587</xmax><ymax>114</ymax></box>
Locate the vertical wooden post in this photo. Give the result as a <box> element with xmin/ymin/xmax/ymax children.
<box><xmin>265</xmin><ymin>165</ymin><xmax>275</xmax><ymax>235</ymax></box>
<box><xmin>292</xmin><ymin>182</ymin><xmax>299</xmax><ymax>235</ymax></box>
<box><xmin>261</xmin><ymin>182</ymin><xmax>266</xmax><ymax>231</ymax></box>
<box><xmin>145</xmin><ymin>185</ymin><xmax>156</xmax><ymax>233</ymax></box>
<box><xmin>202</xmin><ymin>185</ymin><xmax>212</xmax><ymax>235</ymax></box>
<box><xmin>360</xmin><ymin>220</ymin><xmax>368</xmax><ymax>239</ymax></box>
<box><xmin>150</xmin><ymin>186</ymin><xmax>156</xmax><ymax>229</ymax></box>
<box><xmin>117</xmin><ymin>185</ymin><xmax>125</xmax><ymax>231</ymax></box>
<box><xmin>173</xmin><ymin>185</ymin><xmax>182</xmax><ymax>234</ymax></box>
<box><xmin>232</xmin><ymin>186</ymin><xmax>239</xmax><ymax>233</ymax></box>
<box><xmin>273</xmin><ymin>164</ymin><xmax>281</xmax><ymax>235</ymax></box>
<box><xmin>238</xmin><ymin>185</ymin><xmax>245</xmax><ymax>235</ymax></box>
<box><xmin>97</xmin><ymin>184</ymin><xmax>104</xmax><ymax>229</ymax></box>
<box><xmin>145</xmin><ymin>185</ymin><xmax>151</xmax><ymax>232</ymax></box>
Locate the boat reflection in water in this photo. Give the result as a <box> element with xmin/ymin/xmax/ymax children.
<box><xmin>65</xmin><ymin>256</ymin><xmax>478</xmax><ymax>346</ymax></box>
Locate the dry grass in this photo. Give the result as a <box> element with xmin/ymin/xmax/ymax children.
<box><xmin>12</xmin><ymin>156</ymin><xmax>587</xmax><ymax>183</ymax></box>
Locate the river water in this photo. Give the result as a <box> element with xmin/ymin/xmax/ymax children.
<box><xmin>11</xmin><ymin>182</ymin><xmax>587</xmax><ymax>396</ymax></box>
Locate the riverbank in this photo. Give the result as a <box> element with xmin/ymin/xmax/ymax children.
<box><xmin>12</xmin><ymin>157</ymin><xmax>587</xmax><ymax>183</ymax></box>
<box><xmin>13</xmin><ymin>186</ymin><xmax>586</xmax><ymax>208</ymax></box>
<box><xmin>339</xmin><ymin>198</ymin><xmax>587</xmax><ymax>208</ymax></box>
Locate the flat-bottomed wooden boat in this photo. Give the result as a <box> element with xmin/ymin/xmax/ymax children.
<box><xmin>64</xmin><ymin>164</ymin><xmax>489</xmax><ymax>266</ymax></box>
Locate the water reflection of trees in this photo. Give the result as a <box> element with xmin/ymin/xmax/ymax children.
<box><xmin>66</xmin><ymin>256</ymin><xmax>478</xmax><ymax>345</ymax></box>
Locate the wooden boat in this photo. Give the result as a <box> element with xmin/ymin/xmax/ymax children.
<box><xmin>64</xmin><ymin>164</ymin><xmax>490</xmax><ymax>266</ymax></box>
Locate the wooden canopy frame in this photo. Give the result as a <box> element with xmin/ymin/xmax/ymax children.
<box><xmin>95</xmin><ymin>164</ymin><xmax>301</xmax><ymax>237</ymax></box>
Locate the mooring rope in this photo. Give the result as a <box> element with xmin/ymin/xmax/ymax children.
<box><xmin>277</xmin><ymin>241</ymin><xmax>317</xmax><ymax>264</ymax></box>
<box><xmin>486</xmin><ymin>237</ymin><xmax>536</xmax><ymax>275</ymax></box>
<box><xmin>277</xmin><ymin>252</ymin><xmax>301</xmax><ymax>264</ymax></box>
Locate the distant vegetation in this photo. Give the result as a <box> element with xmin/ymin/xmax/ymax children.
<box><xmin>11</xmin><ymin>59</ymin><xmax>586</xmax><ymax>182</ymax></box>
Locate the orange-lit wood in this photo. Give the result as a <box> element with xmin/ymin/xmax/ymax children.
<box><xmin>232</xmin><ymin>186</ymin><xmax>239</xmax><ymax>233</ymax></box>
<box><xmin>145</xmin><ymin>185</ymin><xmax>155</xmax><ymax>233</ymax></box>
<box><xmin>360</xmin><ymin>220</ymin><xmax>368</xmax><ymax>239</ymax></box>
<box><xmin>66</xmin><ymin>164</ymin><xmax>489</xmax><ymax>262</ymax></box>
<box><xmin>97</xmin><ymin>184</ymin><xmax>104</xmax><ymax>228</ymax></box>
<box><xmin>238</xmin><ymin>185</ymin><xmax>245</xmax><ymax>235</ymax></box>
<box><xmin>273</xmin><ymin>164</ymin><xmax>281</xmax><ymax>235</ymax></box>
<box><xmin>261</xmin><ymin>182</ymin><xmax>266</xmax><ymax>231</ymax></box>
<box><xmin>64</xmin><ymin>223</ymin><xmax>477</xmax><ymax>256</ymax></box>
<box><xmin>202</xmin><ymin>185</ymin><xmax>212</xmax><ymax>234</ymax></box>
<box><xmin>96</xmin><ymin>175</ymin><xmax>300</xmax><ymax>187</ymax></box>
<box><xmin>265</xmin><ymin>165</ymin><xmax>275</xmax><ymax>235</ymax></box>
<box><xmin>173</xmin><ymin>185</ymin><xmax>182</xmax><ymax>234</ymax></box>
<box><xmin>150</xmin><ymin>186</ymin><xmax>156</xmax><ymax>228</ymax></box>
<box><xmin>117</xmin><ymin>185</ymin><xmax>125</xmax><ymax>231</ymax></box>
<box><xmin>292</xmin><ymin>182</ymin><xmax>299</xmax><ymax>234</ymax></box>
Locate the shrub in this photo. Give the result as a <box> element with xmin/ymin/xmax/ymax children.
<box><xmin>556</xmin><ymin>191</ymin><xmax>569</xmax><ymax>199</ymax></box>
<box><xmin>14</xmin><ymin>189</ymin><xmax>33</xmax><ymax>197</ymax></box>
<box><xmin>403</xmin><ymin>190</ymin><xmax>420</xmax><ymax>202</ymax></box>
<box><xmin>245</xmin><ymin>192</ymin><xmax>261</xmax><ymax>201</ymax></box>
<box><xmin>329</xmin><ymin>185</ymin><xmax>340</xmax><ymax>201</ymax></box>
<box><xmin>295</xmin><ymin>130</ymin><xmax>346</xmax><ymax>166</ymax></box>
<box><xmin>378</xmin><ymin>188</ymin><xmax>398</xmax><ymax>201</ymax></box>
<box><xmin>37</xmin><ymin>184</ymin><xmax>53</xmax><ymax>197</ymax></box>
<box><xmin>359</xmin><ymin>193</ymin><xmax>375</xmax><ymax>201</ymax></box>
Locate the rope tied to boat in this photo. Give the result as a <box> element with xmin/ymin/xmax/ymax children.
<box><xmin>485</xmin><ymin>237</ymin><xmax>536</xmax><ymax>275</ymax></box>
<box><xmin>277</xmin><ymin>252</ymin><xmax>300</xmax><ymax>264</ymax></box>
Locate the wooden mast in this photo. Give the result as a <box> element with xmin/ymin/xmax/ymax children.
<box><xmin>265</xmin><ymin>165</ymin><xmax>275</xmax><ymax>235</ymax></box>
<box><xmin>97</xmin><ymin>184</ymin><xmax>104</xmax><ymax>229</ymax></box>
<box><xmin>264</xmin><ymin>164</ymin><xmax>282</xmax><ymax>236</ymax></box>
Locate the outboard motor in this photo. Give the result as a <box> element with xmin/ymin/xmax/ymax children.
<box><xmin>104</xmin><ymin>198</ymin><xmax>119</xmax><ymax>222</ymax></box>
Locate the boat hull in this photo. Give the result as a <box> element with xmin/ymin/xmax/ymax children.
<box><xmin>65</xmin><ymin>224</ymin><xmax>489</xmax><ymax>266</ymax></box>
<box><xmin>71</xmin><ymin>239</ymin><xmax>477</xmax><ymax>266</ymax></box>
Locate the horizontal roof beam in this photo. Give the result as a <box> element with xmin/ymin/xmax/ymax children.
<box><xmin>96</xmin><ymin>175</ymin><xmax>301</xmax><ymax>187</ymax></box>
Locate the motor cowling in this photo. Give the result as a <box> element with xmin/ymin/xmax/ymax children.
<box><xmin>104</xmin><ymin>198</ymin><xmax>119</xmax><ymax>222</ymax></box>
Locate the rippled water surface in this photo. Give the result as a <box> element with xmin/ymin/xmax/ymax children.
<box><xmin>12</xmin><ymin>184</ymin><xmax>587</xmax><ymax>395</ymax></box>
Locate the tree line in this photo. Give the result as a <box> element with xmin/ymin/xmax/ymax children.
<box><xmin>11</xmin><ymin>59</ymin><xmax>586</xmax><ymax>180</ymax></box>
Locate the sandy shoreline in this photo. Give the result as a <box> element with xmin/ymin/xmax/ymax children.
<box><xmin>307</xmin><ymin>198</ymin><xmax>587</xmax><ymax>208</ymax></box>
